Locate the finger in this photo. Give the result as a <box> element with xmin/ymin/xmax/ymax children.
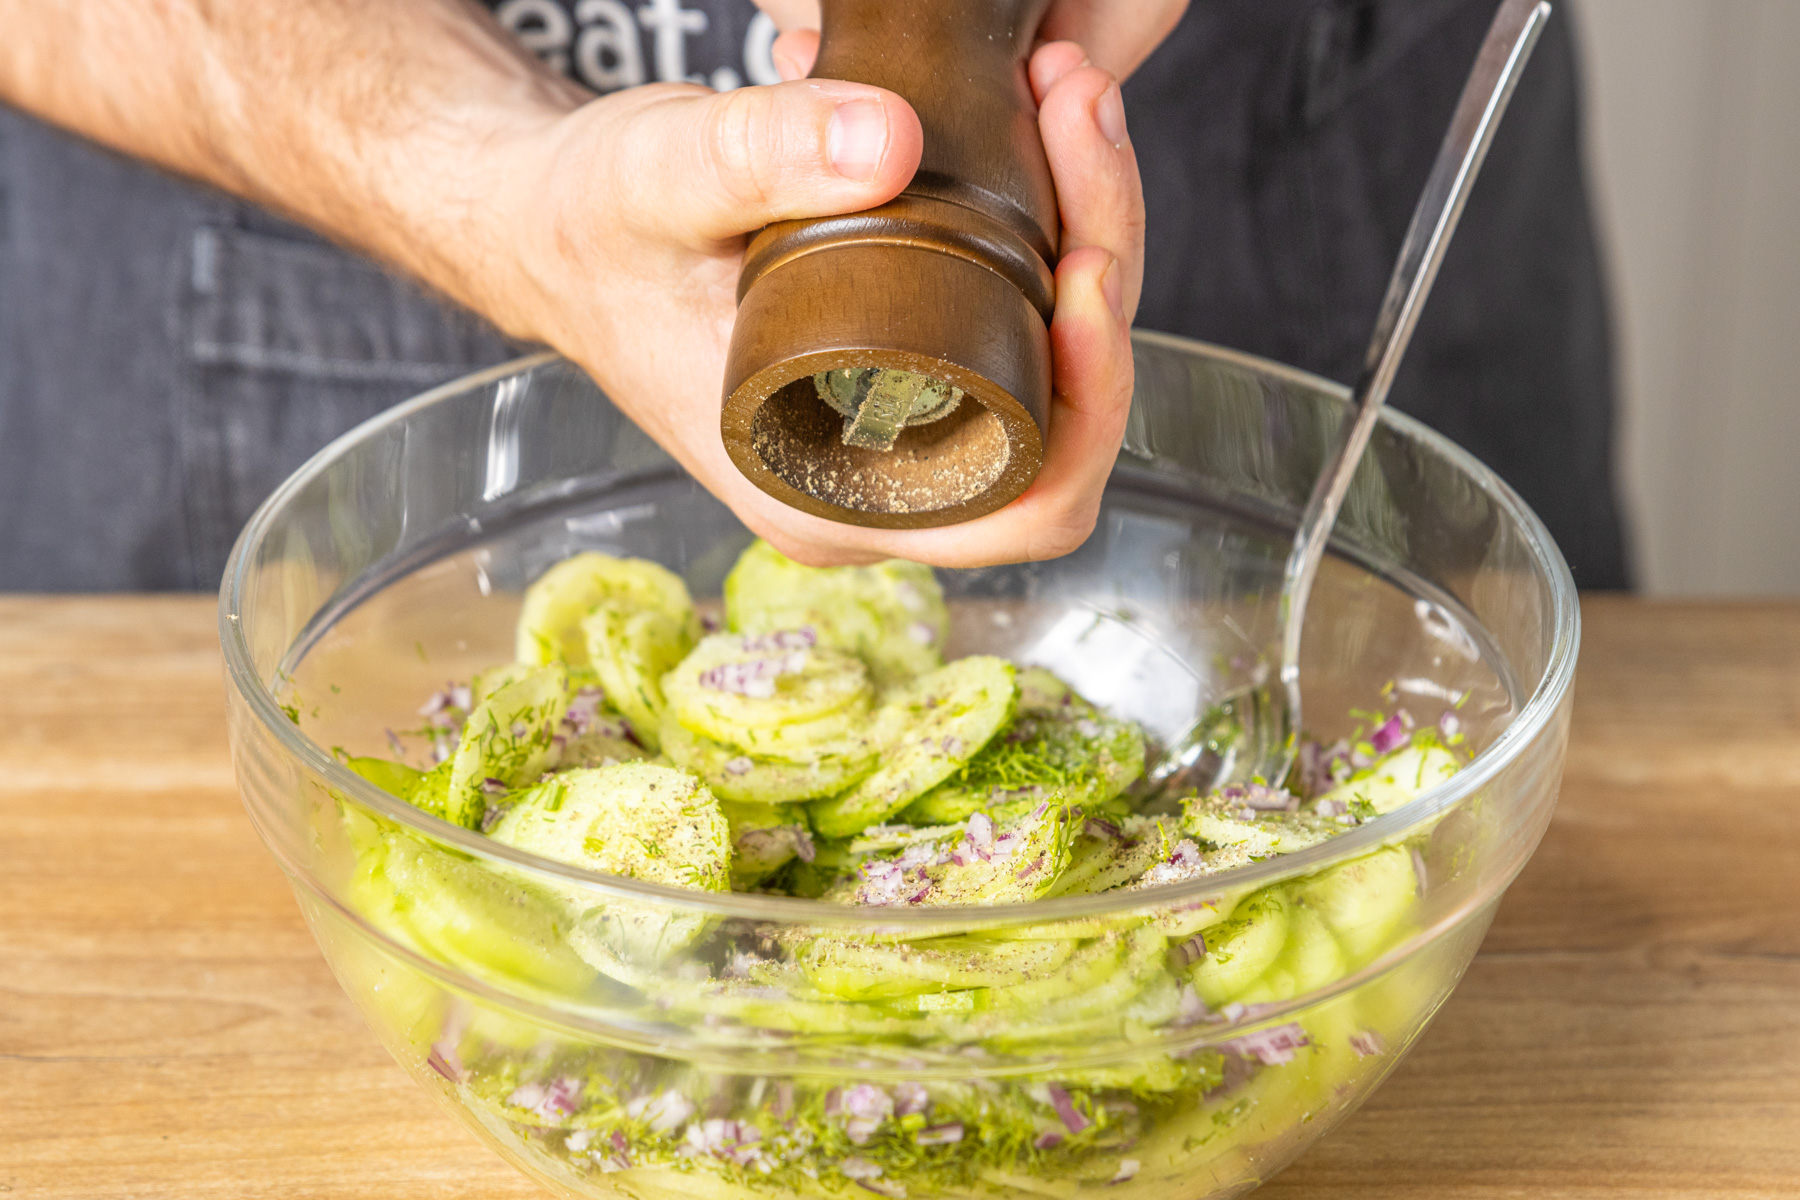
<box><xmin>1036</xmin><ymin>62</ymin><xmax>1144</xmax><ymax>321</ymax></box>
<box><xmin>616</xmin><ymin>80</ymin><xmax>922</xmax><ymax>245</ymax></box>
<box><xmin>754</xmin><ymin>0</ymin><xmax>821</xmax><ymax>31</ymax></box>
<box><xmin>1028</xmin><ymin>40</ymin><xmax>1090</xmax><ymax>106</ymax></box>
<box><xmin>772</xmin><ymin>28</ymin><xmax>821</xmax><ymax>81</ymax></box>
<box><xmin>1039</xmin><ymin>0</ymin><xmax>1189</xmax><ymax>80</ymax></box>
<box><xmin>1022</xmin><ymin>245</ymin><xmax>1135</xmax><ymax>559</ymax></box>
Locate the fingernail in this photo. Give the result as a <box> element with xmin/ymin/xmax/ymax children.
<box><xmin>1101</xmin><ymin>257</ymin><xmax>1124</xmax><ymax>321</ymax></box>
<box><xmin>1094</xmin><ymin>83</ymin><xmax>1127</xmax><ymax>148</ymax></box>
<box><xmin>829</xmin><ymin>100</ymin><xmax>889</xmax><ymax>182</ymax></box>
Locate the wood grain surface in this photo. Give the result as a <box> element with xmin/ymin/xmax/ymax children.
<box><xmin>2</xmin><ymin>595</ymin><xmax>1797</xmax><ymax>1198</ymax></box>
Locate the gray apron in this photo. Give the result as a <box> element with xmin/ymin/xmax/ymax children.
<box><xmin>0</xmin><ymin>0</ymin><xmax>1626</xmax><ymax>591</ymax></box>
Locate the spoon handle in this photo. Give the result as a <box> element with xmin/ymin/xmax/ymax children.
<box><xmin>1278</xmin><ymin>0</ymin><xmax>1553</xmax><ymax>685</ymax></box>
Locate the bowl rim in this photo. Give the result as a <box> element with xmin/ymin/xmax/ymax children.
<box><xmin>219</xmin><ymin>332</ymin><xmax>1580</xmax><ymax>929</ymax></box>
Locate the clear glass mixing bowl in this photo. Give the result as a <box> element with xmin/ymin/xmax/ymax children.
<box><xmin>221</xmin><ymin>332</ymin><xmax>1577</xmax><ymax>1200</ymax></box>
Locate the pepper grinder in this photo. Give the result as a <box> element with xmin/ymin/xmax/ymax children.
<box><xmin>721</xmin><ymin>0</ymin><xmax>1059</xmax><ymax>529</ymax></box>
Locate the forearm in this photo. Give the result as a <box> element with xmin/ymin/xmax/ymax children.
<box><xmin>0</xmin><ymin>0</ymin><xmax>583</xmax><ymax>327</ymax></box>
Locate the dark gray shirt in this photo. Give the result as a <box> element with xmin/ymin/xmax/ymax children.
<box><xmin>0</xmin><ymin>0</ymin><xmax>1627</xmax><ymax>591</ymax></box>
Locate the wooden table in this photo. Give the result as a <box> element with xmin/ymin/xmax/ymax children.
<box><xmin>2</xmin><ymin>596</ymin><xmax>1797</xmax><ymax>1198</ymax></box>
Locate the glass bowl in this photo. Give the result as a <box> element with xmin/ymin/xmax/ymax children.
<box><xmin>220</xmin><ymin>332</ymin><xmax>1577</xmax><ymax>1200</ymax></box>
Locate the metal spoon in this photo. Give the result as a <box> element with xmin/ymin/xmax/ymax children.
<box><xmin>1152</xmin><ymin>0</ymin><xmax>1553</xmax><ymax>797</ymax></box>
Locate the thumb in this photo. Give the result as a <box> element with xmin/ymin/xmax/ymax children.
<box><xmin>627</xmin><ymin>80</ymin><xmax>921</xmax><ymax>244</ymax></box>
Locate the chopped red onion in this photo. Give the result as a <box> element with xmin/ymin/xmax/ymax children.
<box><xmin>724</xmin><ymin>756</ymin><xmax>754</xmax><ymax>776</ymax></box>
<box><xmin>907</xmin><ymin>622</ymin><xmax>937</xmax><ymax>646</ymax></box>
<box><xmin>857</xmin><ymin>860</ymin><xmax>908</xmax><ymax>906</ymax></box>
<box><xmin>685</xmin><ymin>1118</ymin><xmax>764</xmax><ymax>1166</ymax></box>
<box><xmin>1438</xmin><ymin>710</ymin><xmax>1461</xmax><ymax>738</ymax></box>
<box><xmin>793</xmin><ymin>828</ymin><xmax>817</xmax><ymax>864</ymax></box>
<box><xmin>914</xmin><ymin>1123</ymin><xmax>963</xmax><ymax>1146</ymax></box>
<box><xmin>1369</xmin><ymin>714</ymin><xmax>1408</xmax><ymax>755</ymax></box>
<box><xmin>1173</xmin><ymin>984</ymin><xmax>1209</xmax><ymax>1027</ymax></box>
<box><xmin>1221</xmin><ymin>782</ymin><xmax>1299</xmax><ymax>812</ymax></box>
<box><xmin>742</xmin><ymin>628</ymin><xmax>817</xmax><ymax>653</ymax></box>
<box><xmin>1350</xmin><ymin>1029</ymin><xmax>1387</xmax><ymax>1058</ymax></box>
<box><xmin>508</xmin><ymin>1075</ymin><xmax>582</xmax><ymax>1122</ymax></box>
<box><xmin>893</xmin><ymin>1082</ymin><xmax>930</xmax><ymax>1117</ymax></box>
<box><xmin>425</xmin><ymin>1044</ymin><xmax>464</xmax><ymax>1082</ymax></box>
<box><xmin>1033</xmin><ymin>1130</ymin><xmax>1064</xmax><ymax>1149</ymax></box>
<box><xmin>626</xmin><ymin>1089</ymin><xmax>694</xmax><ymax>1134</ymax></box>
<box><xmin>384</xmin><ymin>728</ymin><xmax>406</xmax><ymax>757</ymax></box>
<box><xmin>1015</xmin><ymin>854</ymin><xmax>1045</xmax><ymax>881</ymax></box>
<box><xmin>510</xmin><ymin>720</ymin><xmax>529</xmax><ymax>739</ymax></box>
<box><xmin>481</xmin><ymin>776</ymin><xmax>508</xmax><ymax>795</ymax></box>
<box><xmin>1047</xmin><ymin>1084</ymin><xmax>1091</xmax><ymax>1134</ymax></box>
<box><xmin>1174</xmin><ymin>934</ymin><xmax>1207</xmax><ymax>966</ymax></box>
<box><xmin>1140</xmin><ymin>839</ymin><xmax>1206</xmax><ymax>886</ymax></box>
<box><xmin>1110</xmin><ymin>1159</ymin><xmax>1140</xmax><ymax>1184</ymax></box>
<box><xmin>834</xmin><ymin>1082</ymin><xmax>897</xmax><ymax>1140</ymax></box>
<box><xmin>1085</xmin><ymin>816</ymin><xmax>1122</xmax><ymax>841</ymax></box>
<box><xmin>1219</xmin><ymin>1001</ymin><xmax>1247</xmax><ymax>1023</ymax></box>
<box><xmin>1220</xmin><ymin>1022</ymin><xmax>1311</xmax><ymax>1065</ymax></box>
<box><xmin>940</xmin><ymin>735</ymin><xmax>964</xmax><ymax>758</ymax></box>
<box><xmin>700</xmin><ymin>653</ymin><xmax>807</xmax><ymax>698</ymax></box>
<box><xmin>840</xmin><ymin>1157</ymin><xmax>884</xmax><ymax>1180</ymax></box>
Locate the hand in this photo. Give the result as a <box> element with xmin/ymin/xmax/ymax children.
<box><xmin>755</xmin><ymin>1</ymin><xmax>1189</xmax><ymax>83</ymax></box>
<box><xmin>485</xmin><ymin>41</ymin><xmax>1147</xmax><ymax>568</ymax></box>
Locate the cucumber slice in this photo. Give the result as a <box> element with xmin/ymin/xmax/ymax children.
<box><xmin>375</xmin><ymin>832</ymin><xmax>596</xmax><ymax>995</ymax></box>
<box><xmin>442</xmin><ymin>664</ymin><xmax>569</xmax><ymax>829</ymax></box>
<box><xmin>398</xmin><ymin>760</ymin><xmax>456</xmax><ymax>823</ymax></box>
<box><xmin>902</xmin><ymin>667</ymin><xmax>1145</xmax><ymax>825</ymax></box>
<box><xmin>820</xmin><ymin>800</ymin><xmax>1075</xmax><ymax>909</ymax></box>
<box><xmin>489</xmin><ymin>763</ymin><xmax>731</xmax><ymax>968</ymax></box>
<box><xmin>808</xmin><ymin>656</ymin><xmax>1018</xmax><ymax>838</ymax></box>
<box><xmin>470</xmin><ymin>662</ymin><xmax>534</xmax><ymax>705</ymax></box>
<box><xmin>662</xmin><ymin>632</ymin><xmax>875</xmax><ymax>764</ymax></box>
<box><xmin>1236</xmin><ymin>906</ymin><xmax>1346</xmax><ymax>1004</ymax></box>
<box><xmin>1316</xmin><ymin>744</ymin><xmax>1460</xmax><ymax>815</ymax></box>
<box><xmin>1180</xmin><ymin>791</ymin><xmax>1343</xmax><ymax>858</ymax></box>
<box><xmin>1187</xmin><ymin>887</ymin><xmax>1291</xmax><ymax>1007</ymax></box>
<box><xmin>658</xmin><ymin>709</ymin><xmax>878</xmax><ymax>804</ymax></box>
<box><xmin>976</xmin><ymin>927</ymin><xmax>1170</xmax><ymax>1045</ymax></box>
<box><xmin>490</xmin><ymin>763</ymin><xmax>730</xmax><ymax>892</ymax></box>
<box><xmin>554</xmin><ymin>707</ymin><xmax>652</xmax><ymax>770</ymax></box>
<box><xmin>581</xmin><ymin>601</ymin><xmax>693</xmax><ymax>752</ymax></box>
<box><xmin>1048</xmin><ymin>815</ymin><xmax>1179</xmax><ymax>898</ymax></box>
<box><xmin>671</xmin><ymin>979</ymin><xmax>914</xmax><ymax>1037</ymax></box>
<box><xmin>720</xmin><ymin>799</ymin><xmax>814</xmax><ymax>889</ymax></box>
<box><xmin>724</xmin><ymin>538</ymin><xmax>947</xmax><ymax>686</ymax></box>
<box><xmin>1289</xmin><ymin>844</ymin><xmax>1418</xmax><ymax>963</ymax></box>
<box><xmin>799</xmin><ymin>935</ymin><xmax>1078</xmax><ymax>1000</ymax></box>
<box><xmin>515</xmin><ymin>552</ymin><xmax>696</xmax><ymax>667</ymax></box>
<box><xmin>968</xmin><ymin>932</ymin><xmax>1130</xmax><ymax>1011</ymax></box>
<box><xmin>344</xmin><ymin>755</ymin><xmax>423</xmax><ymax>798</ymax></box>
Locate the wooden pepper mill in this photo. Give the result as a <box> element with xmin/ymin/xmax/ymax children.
<box><xmin>721</xmin><ymin>0</ymin><xmax>1059</xmax><ymax>528</ymax></box>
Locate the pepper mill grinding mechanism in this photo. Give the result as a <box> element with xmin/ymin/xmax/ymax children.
<box><xmin>721</xmin><ymin>0</ymin><xmax>1060</xmax><ymax>529</ymax></box>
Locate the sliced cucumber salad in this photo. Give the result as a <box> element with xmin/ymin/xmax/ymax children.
<box><xmin>337</xmin><ymin>541</ymin><xmax>1473</xmax><ymax>1199</ymax></box>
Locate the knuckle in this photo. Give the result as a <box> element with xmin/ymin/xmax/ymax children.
<box><xmin>701</xmin><ymin>87</ymin><xmax>784</xmax><ymax>214</ymax></box>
